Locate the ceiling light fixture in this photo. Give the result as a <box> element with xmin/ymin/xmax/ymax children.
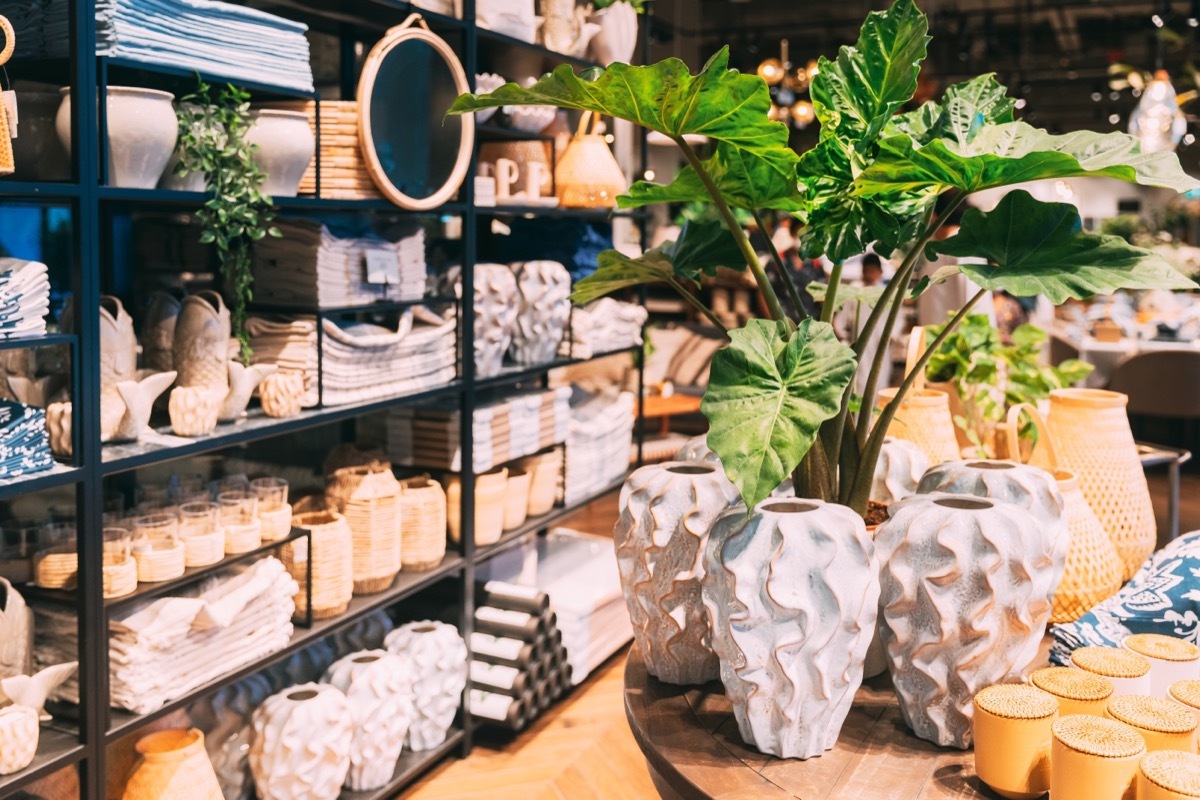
<box><xmin>1130</xmin><ymin>69</ymin><xmax>1188</xmax><ymax>151</ymax></box>
<box><xmin>757</xmin><ymin>40</ymin><xmax>818</xmax><ymax>130</ymax></box>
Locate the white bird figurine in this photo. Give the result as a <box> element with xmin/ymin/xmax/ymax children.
<box><xmin>0</xmin><ymin>661</ymin><xmax>78</xmax><ymax>721</ymax></box>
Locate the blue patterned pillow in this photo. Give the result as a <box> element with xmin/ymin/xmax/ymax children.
<box><xmin>1051</xmin><ymin>531</ymin><xmax>1200</xmax><ymax>665</ymax></box>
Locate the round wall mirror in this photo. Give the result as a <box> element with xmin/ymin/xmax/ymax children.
<box><xmin>358</xmin><ymin>15</ymin><xmax>474</xmax><ymax>210</ymax></box>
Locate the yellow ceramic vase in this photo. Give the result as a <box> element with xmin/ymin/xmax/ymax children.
<box><xmin>1031</xmin><ymin>666</ymin><xmax>1113</xmax><ymax>717</ymax></box>
<box><xmin>1051</xmin><ymin>715</ymin><xmax>1146</xmax><ymax>800</ymax></box>
<box><xmin>1107</xmin><ymin>695</ymin><xmax>1199</xmax><ymax>754</ymax></box>
<box><xmin>1073</xmin><ymin>646</ymin><xmax>1154</xmax><ymax>695</ymax></box>
<box><xmin>1125</xmin><ymin>634</ymin><xmax>1200</xmax><ymax>697</ymax></box>
<box><xmin>1139</xmin><ymin>750</ymin><xmax>1200</xmax><ymax>799</ymax></box>
<box><xmin>973</xmin><ymin>684</ymin><xmax>1059</xmax><ymax>799</ymax></box>
<box><xmin>121</xmin><ymin>728</ymin><xmax>222</xmax><ymax>800</ymax></box>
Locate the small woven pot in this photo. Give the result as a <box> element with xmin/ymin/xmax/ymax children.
<box><xmin>1030</xmin><ymin>666</ymin><xmax>1113</xmax><ymax>718</ymax></box>
<box><xmin>1168</xmin><ymin>680</ymin><xmax>1200</xmax><ymax>726</ymax></box>
<box><xmin>35</xmin><ymin>546</ymin><xmax>78</xmax><ymax>589</ymax></box>
<box><xmin>326</xmin><ymin>464</ymin><xmax>401</xmax><ymax>595</ymax></box>
<box><xmin>260</xmin><ymin>372</ymin><xmax>304</xmax><ymax>418</ymax></box>
<box><xmin>1123</xmin><ymin>634</ymin><xmax>1200</xmax><ymax>698</ymax></box>
<box><xmin>444</xmin><ymin>468</ymin><xmax>508</xmax><ymax>546</ymax></box>
<box><xmin>223</xmin><ymin>519</ymin><xmax>263</xmax><ymax>555</ymax></box>
<box><xmin>134</xmin><ymin>537</ymin><xmax>186</xmax><ymax>582</ymax></box>
<box><xmin>1071</xmin><ymin>646</ymin><xmax>1153</xmax><ymax>696</ymax></box>
<box><xmin>1051</xmin><ymin>715</ymin><xmax>1145</xmax><ymax>800</ymax></box>
<box><xmin>1105</xmin><ymin>695</ymin><xmax>1198</xmax><ymax>753</ymax></box>
<box><xmin>169</xmin><ymin>386</ymin><xmax>220</xmax><ymax>437</ymax></box>
<box><xmin>285</xmin><ymin>511</ymin><xmax>354</xmax><ymax>620</ymax></box>
<box><xmin>398</xmin><ymin>476</ymin><xmax>447</xmax><ymax>571</ymax></box>
<box><xmin>972</xmin><ymin>684</ymin><xmax>1058</xmax><ymax>800</ymax></box>
<box><xmin>1138</xmin><ymin>750</ymin><xmax>1200</xmax><ymax>800</ymax></box>
<box><xmin>103</xmin><ymin>552</ymin><xmax>138</xmax><ymax>599</ymax></box>
<box><xmin>258</xmin><ymin>504</ymin><xmax>293</xmax><ymax>542</ymax></box>
<box><xmin>503</xmin><ymin>469</ymin><xmax>532</xmax><ymax>531</ymax></box>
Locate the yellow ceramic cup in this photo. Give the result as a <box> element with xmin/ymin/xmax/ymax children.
<box><xmin>1138</xmin><ymin>750</ymin><xmax>1200</xmax><ymax>799</ymax></box>
<box><xmin>1125</xmin><ymin>635</ymin><xmax>1200</xmax><ymax>697</ymax></box>
<box><xmin>1108</xmin><ymin>695</ymin><xmax>1199</xmax><ymax>753</ymax></box>
<box><xmin>1073</xmin><ymin>646</ymin><xmax>1154</xmax><ymax>696</ymax></box>
<box><xmin>973</xmin><ymin>684</ymin><xmax>1059</xmax><ymax>800</ymax></box>
<box><xmin>1052</xmin><ymin>715</ymin><xmax>1146</xmax><ymax>800</ymax></box>
<box><xmin>1169</xmin><ymin>680</ymin><xmax>1200</xmax><ymax>727</ymax></box>
<box><xmin>1032</xmin><ymin>666</ymin><xmax>1114</xmax><ymax>717</ymax></box>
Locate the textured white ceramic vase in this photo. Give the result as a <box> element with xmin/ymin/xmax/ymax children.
<box><xmin>509</xmin><ymin>261</ymin><xmax>571</xmax><ymax>365</ymax></box>
<box><xmin>875</xmin><ymin>494</ymin><xmax>1057</xmax><ymax>749</ymax></box>
<box><xmin>0</xmin><ymin>705</ymin><xmax>37</xmax><ymax>775</ymax></box>
<box><xmin>674</xmin><ymin>436</ymin><xmax>721</xmax><ymax>466</ymax></box>
<box><xmin>322</xmin><ymin>650</ymin><xmax>415</xmax><ymax>791</ymax></box>
<box><xmin>473</xmin><ymin>264</ymin><xmax>518</xmax><ymax>378</ymax></box>
<box><xmin>249</xmin><ymin>682</ymin><xmax>353</xmax><ymax>800</ymax></box>
<box><xmin>246</xmin><ymin>110</ymin><xmax>316</xmax><ymax>198</ymax></box>
<box><xmin>870</xmin><ymin>437</ymin><xmax>929</xmax><ymax>505</ymax></box>
<box><xmin>588</xmin><ymin>1</ymin><xmax>638</xmax><ymax>65</ymax></box>
<box><xmin>56</xmin><ymin>87</ymin><xmax>178</xmax><ymax>188</ymax></box>
<box><xmin>384</xmin><ymin>621</ymin><xmax>467</xmax><ymax>751</ymax></box>
<box><xmin>614</xmin><ymin>461</ymin><xmax>738</xmax><ymax>685</ymax></box>
<box><xmin>702</xmin><ymin>498</ymin><xmax>880</xmax><ymax>759</ymax></box>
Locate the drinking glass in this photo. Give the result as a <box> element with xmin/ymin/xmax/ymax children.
<box><xmin>251</xmin><ymin>477</ymin><xmax>289</xmax><ymax>512</ymax></box>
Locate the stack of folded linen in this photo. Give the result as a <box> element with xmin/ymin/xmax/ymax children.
<box><xmin>319</xmin><ymin>310</ymin><xmax>456</xmax><ymax>406</ymax></box>
<box><xmin>10</xmin><ymin>0</ymin><xmax>49</xmax><ymax>58</ymax></box>
<box><xmin>252</xmin><ymin>220</ymin><xmax>429</xmax><ymax>308</ymax></box>
<box><xmin>558</xmin><ymin>298</ymin><xmax>647</xmax><ymax>360</ymax></box>
<box><xmin>247</xmin><ymin>315</ymin><xmax>319</xmax><ymax>407</ymax></box>
<box><xmin>0</xmin><ymin>401</ymin><xmax>55</xmax><ymax>478</ymax></box>
<box><xmin>386</xmin><ymin>387</ymin><xmax>570</xmax><ymax>472</ymax></box>
<box><xmin>35</xmin><ymin>557</ymin><xmax>298</xmax><ymax>712</ymax></box>
<box><xmin>563</xmin><ymin>388</ymin><xmax>634</xmax><ymax>504</ymax></box>
<box><xmin>0</xmin><ymin>260</ymin><xmax>51</xmax><ymax>340</ymax></box>
<box><xmin>92</xmin><ymin>0</ymin><xmax>313</xmax><ymax>93</ymax></box>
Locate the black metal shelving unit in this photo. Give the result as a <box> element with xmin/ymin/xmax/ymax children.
<box><xmin>0</xmin><ymin>0</ymin><xmax>648</xmax><ymax>796</ymax></box>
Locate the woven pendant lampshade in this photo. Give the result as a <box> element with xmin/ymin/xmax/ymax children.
<box><xmin>554</xmin><ymin>111</ymin><xmax>626</xmax><ymax>208</ymax></box>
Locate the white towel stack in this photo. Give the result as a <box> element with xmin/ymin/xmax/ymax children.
<box><xmin>564</xmin><ymin>389</ymin><xmax>634</xmax><ymax>504</ymax></box>
<box><xmin>558</xmin><ymin>298</ymin><xmax>647</xmax><ymax>360</ymax></box>
<box><xmin>247</xmin><ymin>315</ymin><xmax>320</xmax><ymax>407</ymax></box>
<box><xmin>0</xmin><ymin>259</ymin><xmax>51</xmax><ymax>339</ymax></box>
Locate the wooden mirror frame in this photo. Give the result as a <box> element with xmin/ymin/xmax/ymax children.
<box><xmin>357</xmin><ymin>14</ymin><xmax>475</xmax><ymax>210</ymax></box>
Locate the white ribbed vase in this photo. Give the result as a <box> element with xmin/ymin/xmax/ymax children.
<box><xmin>674</xmin><ymin>436</ymin><xmax>721</xmax><ymax>466</ymax></box>
<box><xmin>871</xmin><ymin>437</ymin><xmax>929</xmax><ymax>505</ymax></box>
<box><xmin>322</xmin><ymin>650</ymin><xmax>415</xmax><ymax>791</ymax></box>
<box><xmin>875</xmin><ymin>494</ymin><xmax>1057</xmax><ymax>749</ymax></box>
<box><xmin>249</xmin><ymin>683</ymin><xmax>353</xmax><ymax>800</ymax></box>
<box><xmin>384</xmin><ymin>621</ymin><xmax>467</xmax><ymax>751</ymax></box>
<box><xmin>509</xmin><ymin>261</ymin><xmax>571</xmax><ymax>365</ymax></box>
<box><xmin>615</xmin><ymin>461</ymin><xmax>738</xmax><ymax>685</ymax></box>
<box><xmin>702</xmin><ymin>498</ymin><xmax>880</xmax><ymax>759</ymax></box>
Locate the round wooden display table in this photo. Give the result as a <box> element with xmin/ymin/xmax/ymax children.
<box><xmin>623</xmin><ymin>645</ymin><xmax>1007</xmax><ymax>800</ymax></box>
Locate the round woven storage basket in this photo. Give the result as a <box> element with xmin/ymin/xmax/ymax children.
<box><xmin>398</xmin><ymin>475</ymin><xmax>448</xmax><ymax>571</ymax></box>
<box><xmin>877</xmin><ymin>330</ymin><xmax>961</xmax><ymax>466</ymax></box>
<box><xmin>284</xmin><ymin>510</ymin><xmax>354</xmax><ymax>620</ymax></box>
<box><xmin>326</xmin><ymin>463</ymin><xmax>402</xmax><ymax>595</ymax></box>
<box><xmin>223</xmin><ymin>519</ymin><xmax>263</xmax><ymax>555</ymax></box>
<box><xmin>445</xmin><ymin>467</ymin><xmax>508</xmax><ymax>546</ymax></box>
<box><xmin>35</xmin><ymin>546</ymin><xmax>78</xmax><ymax>589</ymax></box>
<box><xmin>258</xmin><ymin>504</ymin><xmax>293</xmax><ymax>542</ymax></box>
<box><xmin>181</xmin><ymin>529</ymin><xmax>225</xmax><ymax>568</ymax></box>
<box><xmin>103</xmin><ymin>552</ymin><xmax>137</xmax><ymax>599</ymax></box>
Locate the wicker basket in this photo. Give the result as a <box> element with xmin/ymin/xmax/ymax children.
<box><xmin>554</xmin><ymin>112</ymin><xmax>627</xmax><ymax>208</ymax></box>
<box><xmin>1007</xmin><ymin>404</ymin><xmax>1125</xmax><ymax>622</ymax></box>
<box><xmin>258</xmin><ymin>504</ymin><xmax>293</xmax><ymax>542</ymax></box>
<box><xmin>398</xmin><ymin>475</ymin><xmax>448</xmax><ymax>571</ymax></box>
<box><xmin>180</xmin><ymin>529</ymin><xmax>225</xmax><ymax>568</ymax></box>
<box><xmin>223</xmin><ymin>519</ymin><xmax>263</xmax><ymax>555</ymax></box>
<box><xmin>444</xmin><ymin>467</ymin><xmax>508</xmax><ymax>546</ymax></box>
<box><xmin>35</xmin><ymin>546</ymin><xmax>78</xmax><ymax>589</ymax></box>
<box><xmin>503</xmin><ymin>468</ymin><xmax>532</xmax><ymax>531</ymax></box>
<box><xmin>877</xmin><ymin>330</ymin><xmax>961</xmax><ymax>466</ymax></box>
<box><xmin>326</xmin><ymin>463</ymin><xmax>402</xmax><ymax>595</ymax></box>
<box><xmin>518</xmin><ymin>448</ymin><xmax>563</xmax><ymax>516</ymax></box>
<box><xmin>133</xmin><ymin>538</ymin><xmax>186</xmax><ymax>583</ymax></box>
<box><xmin>284</xmin><ymin>510</ymin><xmax>354</xmax><ymax>619</ymax></box>
<box><xmin>1042</xmin><ymin>388</ymin><xmax>1156</xmax><ymax>580</ymax></box>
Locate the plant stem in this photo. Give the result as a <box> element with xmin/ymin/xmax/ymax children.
<box><xmin>667</xmin><ymin>276</ymin><xmax>729</xmax><ymax>334</ymax></box>
<box><xmin>752</xmin><ymin>209</ymin><xmax>809</xmax><ymax>321</ymax></box>
<box><xmin>819</xmin><ymin>258</ymin><xmax>843</xmax><ymax>324</ymax></box>
<box><xmin>675</xmin><ymin>136</ymin><xmax>793</xmax><ymax>329</ymax></box>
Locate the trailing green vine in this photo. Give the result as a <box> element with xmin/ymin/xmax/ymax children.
<box><xmin>173</xmin><ymin>79</ymin><xmax>281</xmax><ymax>363</ymax></box>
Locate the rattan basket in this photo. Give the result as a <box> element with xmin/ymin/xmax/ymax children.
<box><xmin>180</xmin><ymin>529</ymin><xmax>225</xmax><ymax>568</ymax></box>
<box><xmin>223</xmin><ymin>519</ymin><xmax>263</xmax><ymax>555</ymax></box>
<box><xmin>103</xmin><ymin>552</ymin><xmax>137</xmax><ymax>599</ymax></box>
<box><xmin>444</xmin><ymin>467</ymin><xmax>508</xmax><ymax>545</ymax></box>
<box><xmin>554</xmin><ymin>112</ymin><xmax>627</xmax><ymax>208</ymax></box>
<box><xmin>326</xmin><ymin>463</ymin><xmax>402</xmax><ymax>595</ymax></box>
<box><xmin>258</xmin><ymin>504</ymin><xmax>293</xmax><ymax>542</ymax></box>
<box><xmin>284</xmin><ymin>510</ymin><xmax>354</xmax><ymax>620</ymax></box>
<box><xmin>398</xmin><ymin>475</ymin><xmax>448</xmax><ymax>571</ymax></box>
<box><xmin>877</xmin><ymin>330</ymin><xmax>961</xmax><ymax>466</ymax></box>
<box><xmin>133</xmin><ymin>538</ymin><xmax>186</xmax><ymax>583</ymax></box>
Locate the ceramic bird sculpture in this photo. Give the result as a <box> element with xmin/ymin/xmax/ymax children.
<box><xmin>1</xmin><ymin>661</ymin><xmax>78</xmax><ymax>720</ymax></box>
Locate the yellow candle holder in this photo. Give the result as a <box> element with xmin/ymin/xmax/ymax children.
<box><xmin>1125</xmin><ymin>634</ymin><xmax>1200</xmax><ymax>697</ymax></box>
<box><xmin>973</xmin><ymin>684</ymin><xmax>1059</xmax><ymax>799</ymax></box>
<box><xmin>1107</xmin><ymin>695</ymin><xmax>1198</xmax><ymax>753</ymax></box>
<box><xmin>1073</xmin><ymin>646</ymin><xmax>1154</xmax><ymax>695</ymax></box>
<box><xmin>1051</xmin><ymin>715</ymin><xmax>1146</xmax><ymax>800</ymax></box>
<box><xmin>1138</xmin><ymin>750</ymin><xmax>1200</xmax><ymax>800</ymax></box>
<box><xmin>1169</xmin><ymin>681</ymin><xmax>1200</xmax><ymax>727</ymax></box>
<box><xmin>1032</xmin><ymin>666</ymin><xmax>1114</xmax><ymax>717</ymax></box>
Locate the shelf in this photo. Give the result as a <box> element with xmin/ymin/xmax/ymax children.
<box><xmin>96</xmin><ymin>187</ymin><xmax>468</xmax><ymax>214</ymax></box>
<box><xmin>250</xmin><ymin>296</ymin><xmax>457</xmax><ymax>315</ymax></box>
<box><xmin>101</xmin><ymin>382</ymin><xmax>462</xmax><ymax>476</ymax></box>
<box><xmin>252</xmin><ymin>0</ymin><xmax>468</xmax><ymax>35</ymax></box>
<box><xmin>0</xmin><ymin>463</ymin><xmax>84</xmax><ymax>502</ymax></box>
<box><xmin>476</xmin><ymin>28</ymin><xmax>601</xmax><ymax>70</ymax></box>
<box><xmin>106</xmin><ymin>553</ymin><xmax>466</xmax><ymax>741</ymax></box>
<box><xmin>475</xmin><ymin>124</ymin><xmax>555</xmax><ymax>142</ymax></box>
<box><xmin>101</xmin><ymin>56</ymin><xmax>319</xmax><ymax>99</ymax></box>
<box><xmin>0</xmin><ymin>182</ymin><xmax>81</xmax><ymax>201</ymax></box>
<box><xmin>474</xmin><ymin>346</ymin><xmax>639</xmax><ymax>392</ymax></box>
<box><xmin>474</xmin><ymin>472</ymin><xmax>628</xmax><ymax>564</ymax></box>
<box><xmin>0</xmin><ymin>727</ymin><xmax>85</xmax><ymax>796</ymax></box>
<box><xmin>340</xmin><ymin>728</ymin><xmax>465</xmax><ymax>800</ymax></box>
<box><xmin>0</xmin><ymin>333</ymin><xmax>76</xmax><ymax>352</ymax></box>
<box><xmin>476</xmin><ymin>205</ymin><xmax>643</xmax><ymax>220</ymax></box>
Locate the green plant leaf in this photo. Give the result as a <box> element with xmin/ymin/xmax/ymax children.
<box><xmin>926</xmin><ymin>190</ymin><xmax>1199</xmax><ymax>303</ymax></box>
<box><xmin>667</xmin><ymin>217</ymin><xmax>747</xmax><ymax>280</ymax></box>
<box><xmin>940</xmin><ymin>74</ymin><xmax>1016</xmax><ymax>146</ymax></box>
<box><xmin>701</xmin><ymin>318</ymin><xmax>856</xmax><ymax>508</ymax></box>
<box><xmin>621</xmin><ymin>141</ymin><xmax>806</xmax><ymax>211</ymax></box>
<box><xmin>806</xmin><ymin>281</ymin><xmax>886</xmax><ymax>308</ymax></box>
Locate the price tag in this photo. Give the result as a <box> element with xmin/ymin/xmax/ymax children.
<box><xmin>364</xmin><ymin>249</ymin><xmax>400</xmax><ymax>285</ymax></box>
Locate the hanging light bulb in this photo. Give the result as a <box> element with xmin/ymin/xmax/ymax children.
<box><xmin>791</xmin><ymin>100</ymin><xmax>816</xmax><ymax>129</ymax></box>
<box><xmin>1129</xmin><ymin>69</ymin><xmax>1188</xmax><ymax>152</ymax></box>
<box><xmin>757</xmin><ymin>57</ymin><xmax>785</xmax><ymax>86</ymax></box>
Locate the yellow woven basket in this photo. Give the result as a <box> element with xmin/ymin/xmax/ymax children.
<box><xmin>554</xmin><ymin>111</ymin><xmax>627</xmax><ymax>209</ymax></box>
<box><xmin>398</xmin><ymin>475</ymin><xmax>447</xmax><ymax>571</ymax></box>
<box><xmin>877</xmin><ymin>329</ymin><xmax>961</xmax><ymax>466</ymax></box>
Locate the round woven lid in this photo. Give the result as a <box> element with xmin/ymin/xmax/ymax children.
<box><xmin>1171</xmin><ymin>680</ymin><xmax>1200</xmax><ymax>709</ymax></box>
<box><xmin>1031</xmin><ymin>666</ymin><xmax>1113</xmax><ymax>702</ymax></box>
<box><xmin>974</xmin><ymin>684</ymin><xmax>1058</xmax><ymax>720</ymax></box>
<box><xmin>1053</xmin><ymin>714</ymin><xmax>1146</xmax><ymax>758</ymax></box>
<box><xmin>1142</xmin><ymin>751</ymin><xmax>1200</xmax><ymax>797</ymax></box>
<box><xmin>1073</xmin><ymin>646</ymin><xmax>1152</xmax><ymax>678</ymax></box>
<box><xmin>1108</xmin><ymin>695</ymin><xmax>1198</xmax><ymax>734</ymax></box>
<box><xmin>1125</xmin><ymin>634</ymin><xmax>1200</xmax><ymax>662</ymax></box>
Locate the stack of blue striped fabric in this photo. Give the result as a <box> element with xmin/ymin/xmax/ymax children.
<box><xmin>0</xmin><ymin>401</ymin><xmax>55</xmax><ymax>479</ymax></box>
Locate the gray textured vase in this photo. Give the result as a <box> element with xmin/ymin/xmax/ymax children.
<box><xmin>245</xmin><ymin>110</ymin><xmax>315</xmax><ymax>198</ymax></box>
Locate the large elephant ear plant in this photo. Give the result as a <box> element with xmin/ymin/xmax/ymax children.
<box><xmin>449</xmin><ymin>0</ymin><xmax>1199</xmax><ymax>516</ymax></box>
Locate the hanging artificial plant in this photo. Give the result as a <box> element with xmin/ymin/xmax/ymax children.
<box><xmin>450</xmin><ymin>0</ymin><xmax>1200</xmax><ymax>517</ymax></box>
<box><xmin>173</xmin><ymin>80</ymin><xmax>281</xmax><ymax>363</ymax></box>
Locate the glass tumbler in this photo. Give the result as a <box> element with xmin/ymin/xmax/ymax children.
<box><xmin>251</xmin><ymin>477</ymin><xmax>289</xmax><ymax>512</ymax></box>
<box><xmin>218</xmin><ymin>491</ymin><xmax>259</xmax><ymax>525</ymax></box>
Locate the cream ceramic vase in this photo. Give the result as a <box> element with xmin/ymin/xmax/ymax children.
<box><xmin>702</xmin><ymin>498</ymin><xmax>880</xmax><ymax>759</ymax></box>
<box><xmin>99</xmin><ymin>296</ymin><xmax>177</xmax><ymax>442</ymax></box>
<box><xmin>249</xmin><ymin>683</ymin><xmax>353</xmax><ymax>800</ymax></box>
<box><xmin>509</xmin><ymin>261</ymin><xmax>571</xmax><ymax>365</ymax></box>
<box><xmin>246</xmin><ymin>110</ymin><xmax>315</xmax><ymax>198</ymax></box>
<box><xmin>0</xmin><ymin>705</ymin><xmax>37</xmax><ymax>775</ymax></box>
<box><xmin>46</xmin><ymin>401</ymin><xmax>72</xmax><ymax>458</ymax></box>
<box><xmin>322</xmin><ymin>650</ymin><xmax>415</xmax><ymax>791</ymax></box>
<box><xmin>0</xmin><ymin>576</ymin><xmax>32</xmax><ymax>680</ymax></box>
<box><xmin>871</xmin><ymin>436</ymin><xmax>929</xmax><ymax>505</ymax></box>
<box><xmin>588</xmin><ymin>1</ymin><xmax>638</xmax><ymax>65</ymax></box>
<box><xmin>472</xmin><ymin>264</ymin><xmax>518</xmax><ymax>378</ymax></box>
<box><xmin>121</xmin><ymin>728</ymin><xmax>222</xmax><ymax>800</ymax></box>
<box><xmin>614</xmin><ymin>461</ymin><xmax>738</xmax><ymax>685</ymax></box>
<box><xmin>169</xmin><ymin>385</ymin><xmax>220</xmax><ymax>437</ymax></box>
<box><xmin>260</xmin><ymin>371</ymin><xmax>304</xmax><ymax>418</ymax></box>
<box><xmin>383</xmin><ymin>621</ymin><xmax>467</xmax><ymax>751</ymax></box>
<box><xmin>875</xmin><ymin>494</ymin><xmax>1057</xmax><ymax>748</ymax></box>
<box><xmin>173</xmin><ymin>291</ymin><xmax>231</xmax><ymax>401</ymax></box>
<box><xmin>56</xmin><ymin>86</ymin><xmax>178</xmax><ymax>188</ymax></box>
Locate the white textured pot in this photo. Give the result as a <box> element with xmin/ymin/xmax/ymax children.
<box><xmin>702</xmin><ymin>498</ymin><xmax>879</xmax><ymax>759</ymax></box>
<box><xmin>588</xmin><ymin>2</ymin><xmax>638</xmax><ymax>65</ymax></box>
<box><xmin>870</xmin><ymin>437</ymin><xmax>928</xmax><ymax>505</ymax></box>
<box><xmin>246</xmin><ymin>110</ymin><xmax>316</xmax><ymax>198</ymax></box>
<box><xmin>56</xmin><ymin>86</ymin><xmax>178</xmax><ymax>189</ymax></box>
<box><xmin>674</xmin><ymin>435</ymin><xmax>721</xmax><ymax>466</ymax></box>
<box><xmin>875</xmin><ymin>494</ymin><xmax>1057</xmax><ymax>748</ymax></box>
<box><xmin>249</xmin><ymin>683</ymin><xmax>353</xmax><ymax>800</ymax></box>
<box><xmin>383</xmin><ymin>621</ymin><xmax>467</xmax><ymax>751</ymax></box>
<box><xmin>322</xmin><ymin>650</ymin><xmax>415</xmax><ymax>791</ymax></box>
<box><xmin>0</xmin><ymin>705</ymin><xmax>37</xmax><ymax>775</ymax></box>
<box><xmin>473</xmin><ymin>264</ymin><xmax>518</xmax><ymax>378</ymax></box>
<box><xmin>615</xmin><ymin>462</ymin><xmax>738</xmax><ymax>685</ymax></box>
<box><xmin>509</xmin><ymin>261</ymin><xmax>571</xmax><ymax>365</ymax></box>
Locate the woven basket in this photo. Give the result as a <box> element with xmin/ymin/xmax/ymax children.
<box><xmin>223</xmin><ymin>519</ymin><xmax>263</xmax><ymax>555</ymax></box>
<box><xmin>519</xmin><ymin>448</ymin><xmax>563</xmax><ymax>516</ymax></box>
<box><xmin>134</xmin><ymin>538</ymin><xmax>186</xmax><ymax>583</ymax></box>
<box><xmin>103</xmin><ymin>552</ymin><xmax>137</xmax><ymax>599</ymax></box>
<box><xmin>444</xmin><ymin>467</ymin><xmax>508</xmax><ymax>545</ymax></box>
<box><xmin>877</xmin><ymin>330</ymin><xmax>961</xmax><ymax>466</ymax></box>
<box><xmin>554</xmin><ymin>112</ymin><xmax>626</xmax><ymax>208</ymax></box>
<box><xmin>180</xmin><ymin>529</ymin><xmax>225</xmax><ymax>568</ymax></box>
<box><xmin>34</xmin><ymin>546</ymin><xmax>77</xmax><ymax>589</ymax></box>
<box><xmin>503</xmin><ymin>469</ymin><xmax>532</xmax><ymax>531</ymax></box>
<box><xmin>284</xmin><ymin>510</ymin><xmax>354</xmax><ymax>619</ymax></box>
<box><xmin>0</xmin><ymin>18</ymin><xmax>14</xmax><ymax>177</ymax></box>
<box><xmin>323</xmin><ymin>444</ymin><xmax>389</xmax><ymax>475</ymax></box>
<box><xmin>1007</xmin><ymin>403</ymin><xmax>1125</xmax><ymax>622</ymax></box>
<box><xmin>1042</xmin><ymin>388</ymin><xmax>1156</xmax><ymax>580</ymax></box>
<box><xmin>480</xmin><ymin>140</ymin><xmax>553</xmax><ymax>196</ymax></box>
<box><xmin>325</xmin><ymin>463</ymin><xmax>402</xmax><ymax>595</ymax></box>
<box><xmin>258</xmin><ymin>504</ymin><xmax>293</xmax><ymax>542</ymax></box>
<box><xmin>398</xmin><ymin>475</ymin><xmax>448</xmax><ymax>571</ymax></box>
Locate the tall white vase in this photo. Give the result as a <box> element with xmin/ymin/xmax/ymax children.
<box><xmin>614</xmin><ymin>461</ymin><xmax>738</xmax><ymax>685</ymax></box>
<box><xmin>471</xmin><ymin>265</ymin><xmax>518</xmax><ymax>378</ymax></box>
<box><xmin>322</xmin><ymin>650</ymin><xmax>415</xmax><ymax>791</ymax></box>
<box><xmin>383</xmin><ymin>621</ymin><xmax>467</xmax><ymax>751</ymax></box>
<box><xmin>249</xmin><ymin>683</ymin><xmax>353</xmax><ymax>800</ymax></box>
<box><xmin>875</xmin><ymin>494</ymin><xmax>1057</xmax><ymax>748</ymax></box>
<box><xmin>588</xmin><ymin>1</ymin><xmax>638</xmax><ymax>65</ymax></box>
<box><xmin>702</xmin><ymin>498</ymin><xmax>879</xmax><ymax>759</ymax></box>
<box><xmin>870</xmin><ymin>437</ymin><xmax>929</xmax><ymax>505</ymax></box>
